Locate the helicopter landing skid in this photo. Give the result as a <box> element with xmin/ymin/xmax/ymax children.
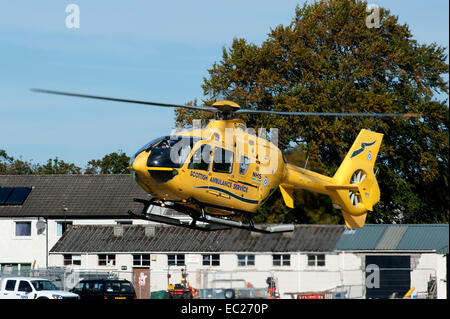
<box><xmin>127</xmin><ymin>198</ymin><xmax>230</xmax><ymax>231</ymax></box>
<box><xmin>127</xmin><ymin>198</ymin><xmax>295</xmax><ymax>234</ymax></box>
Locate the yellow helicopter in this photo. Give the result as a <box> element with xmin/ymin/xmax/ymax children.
<box><xmin>31</xmin><ymin>89</ymin><xmax>418</xmax><ymax>233</ymax></box>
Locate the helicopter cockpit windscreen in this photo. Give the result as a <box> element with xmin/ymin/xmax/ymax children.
<box><xmin>147</xmin><ymin>136</ymin><xmax>201</xmax><ymax>168</ymax></box>
<box><xmin>129</xmin><ymin>136</ymin><xmax>164</xmax><ymax>167</ymax></box>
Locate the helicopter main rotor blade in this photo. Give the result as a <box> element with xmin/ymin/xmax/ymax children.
<box><xmin>30</xmin><ymin>89</ymin><xmax>218</xmax><ymax>113</ymax></box>
<box><xmin>235</xmin><ymin>109</ymin><xmax>420</xmax><ymax>118</ymax></box>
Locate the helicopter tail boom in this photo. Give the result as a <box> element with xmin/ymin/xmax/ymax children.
<box><xmin>281</xmin><ymin>129</ymin><xmax>383</xmax><ymax>228</ymax></box>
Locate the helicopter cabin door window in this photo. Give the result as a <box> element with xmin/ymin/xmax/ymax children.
<box><xmin>239</xmin><ymin>156</ymin><xmax>251</xmax><ymax>175</ymax></box>
<box><xmin>188</xmin><ymin>144</ymin><xmax>212</xmax><ymax>171</ymax></box>
<box><xmin>212</xmin><ymin>147</ymin><xmax>233</xmax><ymax>174</ymax></box>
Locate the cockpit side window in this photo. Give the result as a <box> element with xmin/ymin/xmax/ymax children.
<box><xmin>188</xmin><ymin>144</ymin><xmax>212</xmax><ymax>171</ymax></box>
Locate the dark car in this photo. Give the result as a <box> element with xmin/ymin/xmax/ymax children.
<box><xmin>70</xmin><ymin>279</ymin><xmax>136</xmax><ymax>300</ymax></box>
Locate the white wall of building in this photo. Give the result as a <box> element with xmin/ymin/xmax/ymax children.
<box><xmin>0</xmin><ymin>216</ymin><xmax>156</xmax><ymax>270</ymax></box>
<box><xmin>46</xmin><ymin>249</ymin><xmax>448</xmax><ymax>299</ymax></box>
<box><xmin>2</xmin><ymin>218</ymin><xmax>447</xmax><ymax>299</ymax></box>
<box><xmin>0</xmin><ymin>218</ymin><xmax>44</xmax><ymax>269</ymax></box>
<box><xmin>47</xmin><ymin>251</ymin><xmax>345</xmax><ymax>298</ymax></box>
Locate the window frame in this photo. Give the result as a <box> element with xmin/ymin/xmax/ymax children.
<box><xmin>307</xmin><ymin>254</ymin><xmax>326</xmax><ymax>267</ymax></box>
<box><xmin>15</xmin><ymin>221</ymin><xmax>31</xmax><ymax>237</ymax></box>
<box><xmin>272</xmin><ymin>254</ymin><xmax>291</xmax><ymax>267</ymax></box>
<box><xmin>98</xmin><ymin>254</ymin><xmax>116</xmax><ymax>266</ymax></box>
<box><xmin>167</xmin><ymin>254</ymin><xmax>185</xmax><ymax>266</ymax></box>
<box><xmin>56</xmin><ymin>221</ymin><xmax>73</xmax><ymax>237</ymax></box>
<box><xmin>237</xmin><ymin>254</ymin><xmax>255</xmax><ymax>267</ymax></box>
<box><xmin>202</xmin><ymin>254</ymin><xmax>220</xmax><ymax>266</ymax></box>
<box><xmin>63</xmin><ymin>254</ymin><xmax>81</xmax><ymax>266</ymax></box>
<box><xmin>133</xmin><ymin>254</ymin><xmax>151</xmax><ymax>267</ymax></box>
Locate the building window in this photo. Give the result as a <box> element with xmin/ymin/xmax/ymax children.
<box><xmin>98</xmin><ymin>254</ymin><xmax>116</xmax><ymax>266</ymax></box>
<box><xmin>133</xmin><ymin>254</ymin><xmax>150</xmax><ymax>267</ymax></box>
<box><xmin>202</xmin><ymin>254</ymin><xmax>220</xmax><ymax>266</ymax></box>
<box><xmin>237</xmin><ymin>254</ymin><xmax>255</xmax><ymax>267</ymax></box>
<box><xmin>15</xmin><ymin>222</ymin><xmax>31</xmax><ymax>237</ymax></box>
<box><xmin>273</xmin><ymin>254</ymin><xmax>291</xmax><ymax>266</ymax></box>
<box><xmin>56</xmin><ymin>221</ymin><xmax>73</xmax><ymax>236</ymax></box>
<box><xmin>63</xmin><ymin>254</ymin><xmax>81</xmax><ymax>266</ymax></box>
<box><xmin>168</xmin><ymin>254</ymin><xmax>185</xmax><ymax>266</ymax></box>
<box><xmin>307</xmin><ymin>254</ymin><xmax>326</xmax><ymax>267</ymax></box>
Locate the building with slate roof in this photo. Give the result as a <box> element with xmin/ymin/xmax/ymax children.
<box><xmin>0</xmin><ymin>174</ymin><xmax>150</xmax><ymax>219</ymax></box>
<box><xmin>1</xmin><ymin>175</ymin><xmax>448</xmax><ymax>299</ymax></box>
<box><xmin>0</xmin><ymin>175</ymin><xmax>163</xmax><ymax>272</ymax></box>
<box><xmin>47</xmin><ymin>224</ymin><xmax>347</xmax><ymax>298</ymax></box>
<box><xmin>46</xmin><ymin>223</ymin><xmax>447</xmax><ymax>299</ymax></box>
<box><xmin>49</xmin><ymin>224</ymin><xmax>344</xmax><ymax>253</ymax></box>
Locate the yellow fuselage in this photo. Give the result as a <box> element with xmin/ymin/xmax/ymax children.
<box><xmin>131</xmin><ymin>119</ymin><xmax>285</xmax><ymax>216</ymax></box>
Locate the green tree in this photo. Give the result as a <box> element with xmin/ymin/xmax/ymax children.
<box><xmin>1</xmin><ymin>149</ymin><xmax>35</xmax><ymax>174</ymax></box>
<box><xmin>175</xmin><ymin>0</ymin><xmax>449</xmax><ymax>224</ymax></box>
<box><xmin>85</xmin><ymin>151</ymin><xmax>130</xmax><ymax>174</ymax></box>
<box><xmin>35</xmin><ymin>158</ymin><xmax>81</xmax><ymax>174</ymax></box>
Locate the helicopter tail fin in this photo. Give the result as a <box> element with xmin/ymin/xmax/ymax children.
<box><xmin>281</xmin><ymin>129</ymin><xmax>383</xmax><ymax>228</ymax></box>
<box><xmin>328</xmin><ymin>129</ymin><xmax>384</xmax><ymax>228</ymax></box>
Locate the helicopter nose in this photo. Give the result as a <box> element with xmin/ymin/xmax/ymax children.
<box><xmin>131</xmin><ymin>151</ymin><xmax>148</xmax><ymax>174</ymax></box>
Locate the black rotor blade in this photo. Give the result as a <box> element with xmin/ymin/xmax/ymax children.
<box><xmin>235</xmin><ymin>109</ymin><xmax>420</xmax><ymax>118</ymax></box>
<box><xmin>30</xmin><ymin>89</ymin><xmax>218</xmax><ymax>113</ymax></box>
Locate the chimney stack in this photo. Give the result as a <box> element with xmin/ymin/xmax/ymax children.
<box><xmin>113</xmin><ymin>226</ymin><xmax>123</xmax><ymax>237</ymax></box>
<box><xmin>145</xmin><ymin>225</ymin><xmax>155</xmax><ymax>238</ymax></box>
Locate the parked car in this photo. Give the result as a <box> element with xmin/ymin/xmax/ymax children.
<box><xmin>70</xmin><ymin>279</ymin><xmax>136</xmax><ymax>300</ymax></box>
<box><xmin>0</xmin><ymin>277</ymin><xmax>80</xmax><ymax>299</ymax></box>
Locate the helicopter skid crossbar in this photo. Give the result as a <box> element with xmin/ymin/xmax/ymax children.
<box><xmin>127</xmin><ymin>198</ymin><xmax>294</xmax><ymax>234</ymax></box>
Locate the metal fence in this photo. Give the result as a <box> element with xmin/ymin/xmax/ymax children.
<box><xmin>0</xmin><ymin>267</ymin><xmax>439</xmax><ymax>299</ymax></box>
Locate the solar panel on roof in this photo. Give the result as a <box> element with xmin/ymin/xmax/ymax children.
<box><xmin>0</xmin><ymin>187</ymin><xmax>14</xmax><ymax>204</ymax></box>
<box><xmin>5</xmin><ymin>187</ymin><xmax>32</xmax><ymax>205</ymax></box>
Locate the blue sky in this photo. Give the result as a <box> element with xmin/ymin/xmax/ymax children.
<box><xmin>0</xmin><ymin>0</ymin><xmax>448</xmax><ymax>167</ymax></box>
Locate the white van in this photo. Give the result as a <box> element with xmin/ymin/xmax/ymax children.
<box><xmin>0</xmin><ymin>277</ymin><xmax>79</xmax><ymax>299</ymax></box>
